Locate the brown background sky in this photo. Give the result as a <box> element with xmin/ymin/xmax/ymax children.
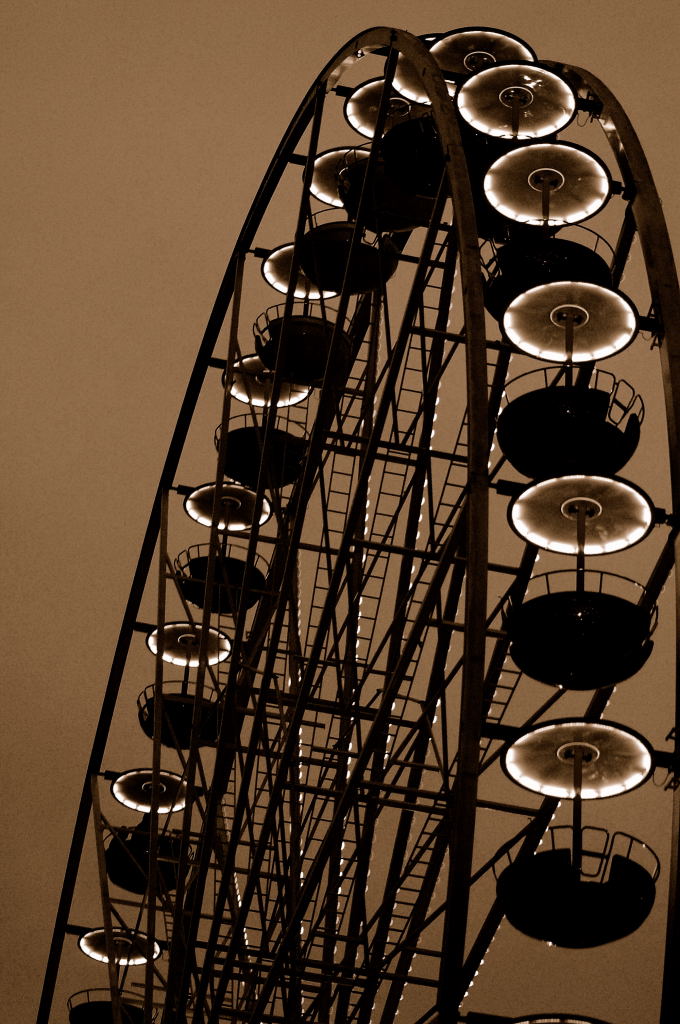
<box><xmin>4</xmin><ymin>2</ymin><xmax>680</xmax><ymax>1022</ymax></box>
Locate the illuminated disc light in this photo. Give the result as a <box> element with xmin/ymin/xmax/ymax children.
<box><xmin>343</xmin><ymin>78</ymin><xmax>416</xmax><ymax>138</ymax></box>
<box><xmin>78</xmin><ymin>928</ymin><xmax>161</xmax><ymax>965</ymax></box>
<box><xmin>432</xmin><ymin>28</ymin><xmax>536</xmax><ymax>74</ymax></box>
<box><xmin>393</xmin><ymin>28</ymin><xmax>536</xmax><ymax>103</ymax></box>
<box><xmin>230</xmin><ymin>355</ymin><xmax>311</xmax><ymax>408</ymax></box>
<box><xmin>484</xmin><ymin>143</ymin><xmax>611</xmax><ymax>225</ymax></box>
<box><xmin>503</xmin><ymin>719</ymin><xmax>653</xmax><ymax>799</ymax></box>
<box><xmin>504</xmin><ymin>282</ymin><xmax>638</xmax><ymax>362</ymax></box>
<box><xmin>111</xmin><ymin>768</ymin><xmax>188</xmax><ymax>813</ymax></box>
<box><xmin>183</xmin><ymin>482</ymin><xmax>271</xmax><ymax>531</ymax></box>
<box><xmin>146</xmin><ymin>622</ymin><xmax>232</xmax><ymax>666</ymax></box>
<box><xmin>261</xmin><ymin>244</ymin><xmax>337</xmax><ymax>299</ymax></box>
<box><xmin>509</xmin><ymin>475</ymin><xmax>654</xmax><ymax>554</ymax></box>
<box><xmin>310</xmin><ymin>148</ymin><xmax>367</xmax><ymax>207</ymax></box>
<box><xmin>457</xmin><ymin>64</ymin><xmax>576</xmax><ymax>139</ymax></box>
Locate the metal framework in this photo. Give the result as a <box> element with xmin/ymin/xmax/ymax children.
<box><xmin>40</xmin><ymin>26</ymin><xmax>680</xmax><ymax>1024</ymax></box>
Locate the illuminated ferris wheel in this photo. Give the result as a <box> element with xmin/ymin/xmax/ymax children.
<box><xmin>39</xmin><ymin>25</ymin><xmax>680</xmax><ymax>1024</ymax></box>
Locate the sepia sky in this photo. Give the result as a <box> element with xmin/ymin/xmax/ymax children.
<box><xmin>4</xmin><ymin>2</ymin><xmax>680</xmax><ymax>1022</ymax></box>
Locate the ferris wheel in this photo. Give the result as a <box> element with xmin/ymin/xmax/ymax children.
<box><xmin>39</xmin><ymin>25</ymin><xmax>680</xmax><ymax>1024</ymax></box>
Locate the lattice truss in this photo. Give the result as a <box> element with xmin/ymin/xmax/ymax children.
<box><xmin>44</xmin><ymin>25</ymin><xmax>680</xmax><ymax>1024</ymax></box>
<box><xmin>155</xmin><ymin>246</ymin><xmax>512</xmax><ymax>1024</ymax></box>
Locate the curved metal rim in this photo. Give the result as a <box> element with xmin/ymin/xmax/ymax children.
<box><xmin>37</xmin><ymin>28</ymin><xmax>490</xmax><ymax>1024</ymax></box>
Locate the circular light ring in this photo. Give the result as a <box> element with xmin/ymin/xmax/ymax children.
<box><xmin>261</xmin><ymin>244</ymin><xmax>337</xmax><ymax>299</ymax></box>
<box><xmin>183</xmin><ymin>482</ymin><xmax>271</xmax><ymax>531</ymax></box>
<box><xmin>146</xmin><ymin>622</ymin><xmax>232</xmax><ymax>667</ymax></box>
<box><xmin>343</xmin><ymin>78</ymin><xmax>418</xmax><ymax>139</ymax></box>
<box><xmin>503</xmin><ymin>282</ymin><xmax>638</xmax><ymax>362</ymax></box>
<box><xmin>310</xmin><ymin>148</ymin><xmax>368</xmax><ymax>207</ymax></box>
<box><xmin>78</xmin><ymin>928</ymin><xmax>161</xmax><ymax>965</ymax></box>
<box><xmin>394</xmin><ymin>27</ymin><xmax>536</xmax><ymax>103</ymax></box>
<box><xmin>509</xmin><ymin>475</ymin><xmax>654</xmax><ymax>555</ymax></box>
<box><xmin>503</xmin><ymin>718</ymin><xmax>653</xmax><ymax>799</ymax></box>
<box><xmin>229</xmin><ymin>354</ymin><xmax>311</xmax><ymax>408</ymax></box>
<box><xmin>457</xmin><ymin>63</ymin><xmax>577</xmax><ymax>139</ymax></box>
<box><xmin>432</xmin><ymin>27</ymin><xmax>536</xmax><ymax>74</ymax></box>
<box><xmin>111</xmin><ymin>768</ymin><xmax>188</xmax><ymax>813</ymax></box>
<box><xmin>484</xmin><ymin>142</ymin><xmax>612</xmax><ymax>225</ymax></box>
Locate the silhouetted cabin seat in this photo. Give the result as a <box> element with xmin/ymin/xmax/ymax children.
<box><xmin>137</xmin><ymin>682</ymin><xmax>219</xmax><ymax>748</ymax></box>
<box><xmin>299</xmin><ymin>222</ymin><xmax>399</xmax><ymax>294</ymax></box>
<box><xmin>175</xmin><ymin>548</ymin><xmax>268</xmax><ymax>616</ymax></box>
<box><xmin>376</xmin><ymin>113</ymin><xmax>518</xmax><ymax>240</ymax></box>
<box><xmin>219</xmin><ymin>424</ymin><xmax>307</xmax><ymax>490</ymax></box>
<box><xmin>338</xmin><ymin>150</ymin><xmax>437</xmax><ymax>233</ymax></box>
<box><xmin>449</xmin><ymin>115</ymin><xmax>531</xmax><ymax>241</ymax></box>
<box><xmin>379</xmin><ymin>116</ymin><xmax>445</xmax><ymax>201</ymax></box>
<box><xmin>497</xmin><ymin>844</ymin><xmax>656</xmax><ymax>946</ymax></box>
<box><xmin>497</xmin><ymin>384</ymin><xmax>641</xmax><ymax>479</ymax></box>
<box><xmin>105</xmin><ymin>820</ymin><xmax>182</xmax><ymax>895</ymax></box>
<box><xmin>69</xmin><ymin>992</ymin><xmax>144</xmax><ymax>1024</ymax></box>
<box><xmin>506</xmin><ymin>588</ymin><xmax>653</xmax><ymax>689</ymax></box>
<box><xmin>255</xmin><ymin>313</ymin><xmax>352</xmax><ymax>386</ymax></box>
<box><xmin>365</xmin><ymin>110</ymin><xmax>531</xmax><ymax>242</ymax></box>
